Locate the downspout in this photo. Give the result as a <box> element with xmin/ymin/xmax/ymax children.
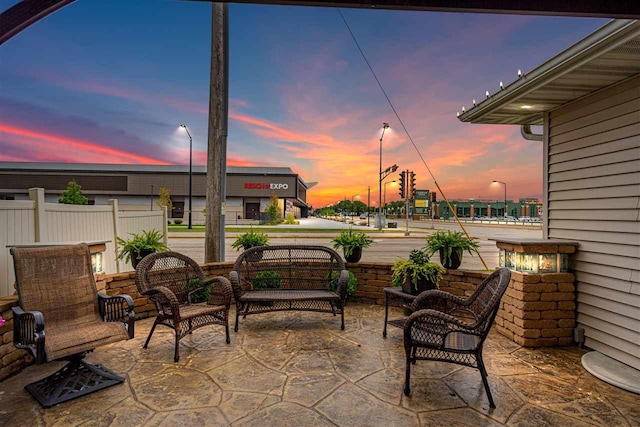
<box><xmin>521</xmin><ymin>124</ymin><xmax>543</xmax><ymax>141</ymax></box>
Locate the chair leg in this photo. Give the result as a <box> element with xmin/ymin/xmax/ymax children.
<box><xmin>404</xmin><ymin>352</ymin><xmax>412</xmax><ymax>396</ymax></box>
<box><xmin>225</xmin><ymin>323</ymin><xmax>230</xmax><ymax>344</ymax></box>
<box><xmin>383</xmin><ymin>292</ymin><xmax>389</xmax><ymax>337</ymax></box>
<box><xmin>477</xmin><ymin>352</ymin><xmax>495</xmax><ymax>408</ymax></box>
<box><xmin>234</xmin><ymin>306</ymin><xmax>240</xmax><ymax>332</ymax></box>
<box><xmin>174</xmin><ymin>333</ymin><xmax>180</xmax><ymax>363</ymax></box>
<box><xmin>143</xmin><ymin>320</ymin><xmax>159</xmax><ymax>349</ymax></box>
<box><xmin>341</xmin><ymin>308</ymin><xmax>345</xmax><ymax>330</ymax></box>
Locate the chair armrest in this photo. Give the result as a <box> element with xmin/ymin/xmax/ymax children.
<box><xmin>411</xmin><ymin>289</ymin><xmax>467</xmax><ymax>312</ymax></box>
<box><xmin>98</xmin><ymin>293</ymin><xmax>135</xmax><ymax>339</ymax></box>
<box><xmin>12</xmin><ymin>306</ymin><xmax>46</xmax><ymax>364</ymax></box>
<box><xmin>141</xmin><ymin>286</ymin><xmax>181</xmax><ymax>320</ymax></box>
<box><xmin>204</xmin><ymin>277</ymin><xmax>233</xmax><ymax>309</ymax></box>
<box><xmin>336</xmin><ymin>269</ymin><xmax>349</xmax><ymax>301</ymax></box>
<box><xmin>404</xmin><ymin>308</ymin><xmax>480</xmax><ymax>352</ymax></box>
<box><xmin>229</xmin><ymin>271</ymin><xmax>244</xmax><ymax>305</ymax></box>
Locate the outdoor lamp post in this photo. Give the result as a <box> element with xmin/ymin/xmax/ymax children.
<box><xmin>180</xmin><ymin>124</ymin><xmax>193</xmax><ymax>229</ymax></box>
<box><xmin>493</xmin><ymin>180</ymin><xmax>507</xmax><ymax>218</ymax></box>
<box><xmin>378</xmin><ymin>123</ymin><xmax>390</xmax><ymax>229</ymax></box>
<box><xmin>383</xmin><ymin>180</ymin><xmax>396</xmax><ymax>214</ymax></box>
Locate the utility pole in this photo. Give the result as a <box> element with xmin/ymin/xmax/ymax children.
<box><xmin>205</xmin><ymin>3</ymin><xmax>228</xmax><ymax>262</ymax></box>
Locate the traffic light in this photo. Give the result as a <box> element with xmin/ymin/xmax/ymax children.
<box><xmin>398</xmin><ymin>171</ymin><xmax>406</xmax><ymax>198</ymax></box>
<box><xmin>408</xmin><ymin>171</ymin><xmax>416</xmax><ymax>199</ymax></box>
<box><xmin>431</xmin><ymin>191</ymin><xmax>437</xmax><ymax>202</ymax></box>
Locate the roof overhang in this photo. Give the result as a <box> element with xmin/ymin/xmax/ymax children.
<box><xmin>458</xmin><ymin>19</ymin><xmax>640</xmax><ymax>125</ymax></box>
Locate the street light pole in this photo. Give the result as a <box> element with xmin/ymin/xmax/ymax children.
<box><xmin>367</xmin><ymin>186</ymin><xmax>370</xmax><ymax>227</ymax></box>
<box><xmin>383</xmin><ymin>180</ymin><xmax>396</xmax><ymax>215</ymax></box>
<box><xmin>493</xmin><ymin>180</ymin><xmax>507</xmax><ymax>218</ymax></box>
<box><xmin>180</xmin><ymin>124</ymin><xmax>193</xmax><ymax>229</ymax></box>
<box><xmin>378</xmin><ymin>123</ymin><xmax>389</xmax><ymax>230</ymax></box>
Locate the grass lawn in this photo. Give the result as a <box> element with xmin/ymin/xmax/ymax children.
<box><xmin>168</xmin><ymin>225</ymin><xmax>390</xmax><ymax>233</ymax></box>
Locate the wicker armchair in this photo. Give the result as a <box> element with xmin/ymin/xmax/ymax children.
<box><xmin>10</xmin><ymin>244</ymin><xmax>134</xmax><ymax>408</ymax></box>
<box><xmin>403</xmin><ymin>268</ymin><xmax>511</xmax><ymax>408</ymax></box>
<box><xmin>135</xmin><ymin>251</ymin><xmax>233</xmax><ymax>362</ymax></box>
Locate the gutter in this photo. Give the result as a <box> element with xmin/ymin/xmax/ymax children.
<box><xmin>521</xmin><ymin>125</ymin><xmax>543</xmax><ymax>141</ymax></box>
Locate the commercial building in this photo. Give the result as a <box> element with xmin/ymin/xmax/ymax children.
<box><xmin>0</xmin><ymin>162</ymin><xmax>315</xmax><ymax>223</ymax></box>
<box><xmin>434</xmin><ymin>198</ymin><xmax>542</xmax><ymax>219</ymax></box>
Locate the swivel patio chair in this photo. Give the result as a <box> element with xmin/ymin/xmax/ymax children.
<box><xmin>135</xmin><ymin>251</ymin><xmax>233</xmax><ymax>362</ymax></box>
<box><xmin>403</xmin><ymin>268</ymin><xmax>511</xmax><ymax>408</ymax></box>
<box><xmin>11</xmin><ymin>244</ymin><xmax>135</xmax><ymax>408</ymax></box>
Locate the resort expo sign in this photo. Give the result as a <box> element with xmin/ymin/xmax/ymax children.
<box><xmin>244</xmin><ymin>182</ymin><xmax>289</xmax><ymax>190</ymax></box>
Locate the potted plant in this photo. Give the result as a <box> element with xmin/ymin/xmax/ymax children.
<box><xmin>392</xmin><ymin>249</ymin><xmax>445</xmax><ymax>296</ymax></box>
<box><xmin>331</xmin><ymin>228</ymin><xmax>373</xmax><ymax>263</ymax></box>
<box><xmin>231</xmin><ymin>229</ymin><xmax>270</xmax><ymax>251</ymax></box>
<box><xmin>424</xmin><ymin>230</ymin><xmax>480</xmax><ymax>269</ymax></box>
<box><xmin>115</xmin><ymin>229</ymin><xmax>169</xmax><ymax>269</ymax></box>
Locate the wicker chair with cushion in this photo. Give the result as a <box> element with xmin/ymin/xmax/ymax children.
<box><xmin>11</xmin><ymin>244</ymin><xmax>135</xmax><ymax>408</ymax></box>
<box><xmin>403</xmin><ymin>268</ymin><xmax>511</xmax><ymax>408</ymax></box>
<box><xmin>135</xmin><ymin>251</ymin><xmax>233</xmax><ymax>362</ymax></box>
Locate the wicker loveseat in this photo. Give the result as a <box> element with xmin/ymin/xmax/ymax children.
<box><xmin>230</xmin><ymin>245</ymin><xmax>349</xmax><ymax>331</ymax></box>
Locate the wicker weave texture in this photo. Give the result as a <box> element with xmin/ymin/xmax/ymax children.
<box><xmin>134</xmin><ymin>251</ymin><xmax>233</xmax><ymax>361</ymax></box>
<box><xmin>230</xmin><ymin>245</ymin><xmax>348</xmax><ymax>330</ymax></box>
<box><xmin>403</xmin><ymin>268</ymin><xmax>511</xmax><ymax>407</ymax></box>
<box><xmin>11</xmin><ymin>244</ymin><xmax>129</xmax><ymax>361</ymax></box>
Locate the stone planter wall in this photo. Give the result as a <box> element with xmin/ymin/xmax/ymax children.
<box><xmin>0</xmin><ymin>296</ymin><xmax>32</xmax><ymax>382</ymax></box>
<box><xmin>0</xmin><ymin>261</ymin><xmax>576</xmax><ymax>382</ymax></box>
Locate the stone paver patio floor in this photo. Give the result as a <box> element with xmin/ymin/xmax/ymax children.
<box><xmin>1</xmin><ymin>303</ymin><xmax>638</xmax><ymax>426</ymax></box>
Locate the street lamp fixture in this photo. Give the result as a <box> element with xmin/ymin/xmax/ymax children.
<box><xmin>180</xmin><ymin>124</ymin><xmax>193</xmax><ymax>229</ymax></box>
<box><xmin>378</xmin><ymin>123</ymin><xmax>390</xmax><ymax>230</ymax></box>
<box><xmin>493</xmin><ymin>180</ymin><xmax>507</xmax><ymax>218</ymax></box>
<box><xmin>383</xmin><ymin>180</ymin><xmax>396</xmax><ymax>214</ymax></box>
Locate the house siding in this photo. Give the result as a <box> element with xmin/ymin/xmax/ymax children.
<box><xmin>547</xmin><ymin>75</ymin><xmax>640</xmax><ymax>369</ymax></box>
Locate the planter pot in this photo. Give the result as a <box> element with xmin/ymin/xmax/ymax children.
<box><xmin>400</xmin><ymin>273</ymin><xmax>437</xmax><ymax>296</ymax></box>
<box><xmin>344</xmin><ymin>247</ymin><xmax>363</xmax><ymax>263</ymax></box>
<box><xmin>131</xmin><ymin>249</ymin><xmax>155</xmax><ymax>269</ymax></box>
<box><xmin>439</xmin><ymin>250</ymin><xmax>462</xmax><ymax>269</ymax></box>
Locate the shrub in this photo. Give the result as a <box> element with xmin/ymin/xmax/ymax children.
<box><xmin>183</xmin><ymin>278</ymin><xmax>211</xmax><ymax>303</ymax></box>
<box><xmin>328</xmin><ymin>270</ymin><xmax>357</xmax><ymax>297</ymax></box>
<box><xmin>253</xmin><ymin>270</ymin><xmax>282</xmax><ymax>289</ymax></box>
<box><xmin>173</xmin><ymin>219</ymin><xmax>183</xmax><ymax>225</ymax></box>
<box><xmin>284</xmin><ymin>213</ymin><xmax>297</xmax><ymax>224</ymax></box>
<box><xmin>58</xmin><ymin>181</ymin><xmax>88</xmax><ymax>205</ymax></box>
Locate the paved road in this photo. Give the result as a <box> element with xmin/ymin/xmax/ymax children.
<box><xmin>168</xmin><ymin>217</ymin><xmax>541</xmax><ymax>270</ymax></box>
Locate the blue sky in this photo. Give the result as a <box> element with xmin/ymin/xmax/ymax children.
<box><xmin>0</xmin><ymin>1</ymin><xmax>607</xmax><ymax>206</ymax></box>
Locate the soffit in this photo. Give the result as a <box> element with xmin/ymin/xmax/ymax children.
<box><xmin>458</xmin><ymin>19</ymin><xmax>640</xmax><ymax>125</ymax></box>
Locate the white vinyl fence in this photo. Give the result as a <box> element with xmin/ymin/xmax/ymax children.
<box><xmin>0</xmin><ymin>188</ymin><xmax>167</xmax><ymax>297</ymax></box>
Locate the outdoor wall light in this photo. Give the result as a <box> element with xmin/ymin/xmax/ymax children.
<box><xmin>494</xmin><ymin>238</ymin><xmax>577</xmax><ymax>274</ymax></box>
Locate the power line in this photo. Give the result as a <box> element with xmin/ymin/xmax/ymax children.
<box><xmin>337</xmin><ymin>9</ymin><xmax>488</xmax><ymax>269</ymax></box>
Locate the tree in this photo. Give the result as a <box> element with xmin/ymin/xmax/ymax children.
<box><xmin>58</xmin><ymin>181</ymin><xmax>88</xmax><ymax>205</ymax></box>
<box><xmin>265</xmin><ymin>191</ymin><xmax>282</xmax><ymax>224</ymax></box>
<box><xmin>156</xmin><ymin>187</ymin><xmax>172</xmax><ymax>213</ymax></box>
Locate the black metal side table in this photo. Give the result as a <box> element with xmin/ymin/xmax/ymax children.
<box><xmin>383</xmin><ymin>287</ymin><xmax>417</xmax><ymax>337</ymax></box>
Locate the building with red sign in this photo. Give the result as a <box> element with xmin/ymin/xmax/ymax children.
<box><xmin>0</xmin><ymin>163</ymin><xmax>315</xmax><ymax>223</ymax></box>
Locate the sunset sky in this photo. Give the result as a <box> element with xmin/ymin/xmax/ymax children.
<box><xmin>0</xmin><ymin>1</ymin><xmax>607</xmax><ymax>207</ymax></box>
